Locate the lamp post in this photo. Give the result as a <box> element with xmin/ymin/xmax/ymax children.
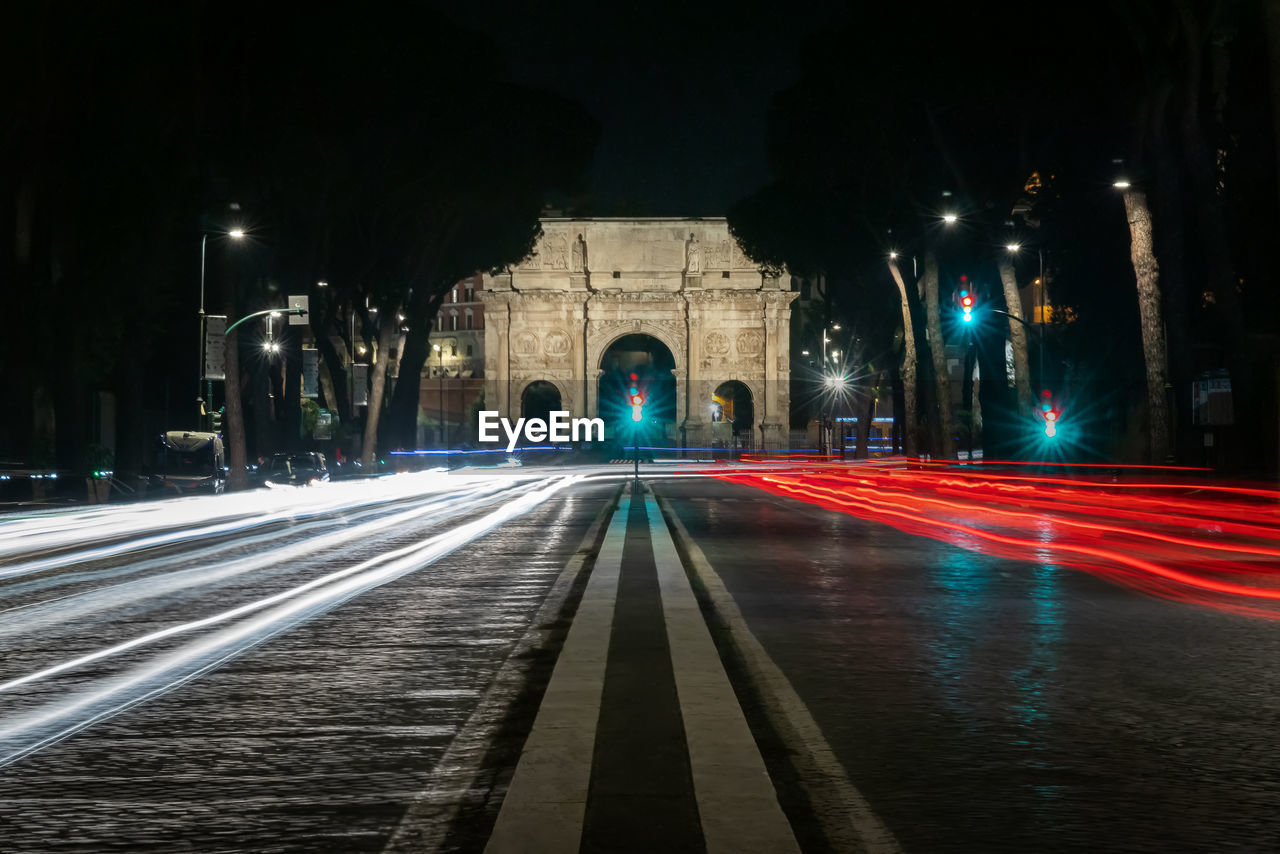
<box><xmin>889</xmin><ymin>251</ymin><xmax>918</xmax><ymax>279</ymax></box>
<box><xmin>198</xmin><ymin>228</ymin><xmax>245</xmax><ymax>429</ymax></box>
<box><xmin>433</xmin><ymin>343</ymin><xmax>445</xmax><ymax>449</ymax></box>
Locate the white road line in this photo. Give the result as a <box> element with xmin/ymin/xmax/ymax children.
<box><xmin>645</xmin><ymin>492</ymin><xmax>801</xmax><ymax>854</ymax></box>
<box><xmin>483</xmin><ymin>487</ymin><xmax>629</xmax><ymax>854</ymax></box>
<box><xmin>654</xmin><ymin>490</ymin><xmax>904</xmax><ymax>854</ymax></box>
<box><xmin>384</xmin><ymin>484</ymin><xmax>622</xmax><ymax>854</ymax></box>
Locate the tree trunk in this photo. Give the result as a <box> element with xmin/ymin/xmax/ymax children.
<box><xmin>315</xmin><ymin>332</ymin><xmax>351</xmax><ymax>418</ymax></box>
<box><xmin>1121</xmin><ymin>188</ymin><xmax>1172</xmax><ymax>463</ymax></box>
<box><xmin>224</xmin><ymin>324</ymin><xmax>249</xmax><ymax>491</ymax></box>
<box><xmin>887</xmin><ymin>258</ymin><xmax>920</xmax><ymax>457</ymax></box>
<box><xmin>995</xmin><ymin>257</ymin><xmax>1035</xmax><ymax>414</ymax></box>
<box><xmin>360</xmin><ymin>306</ymin><xmax>400</xmax><ymax>468</ymax></box>
<box><xmin>385</xmin><ymin>323</ymin><xmax>430</xmax><ymax>449</ymax></box>
<box><xmin>922</xmin><ymin>251</ymin><xmax>955</xmax><ymax>458</ymax></box>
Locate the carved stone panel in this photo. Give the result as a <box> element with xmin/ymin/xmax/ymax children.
<box><xmin>708</xmin><ymin>240</ymin><xmax>731</xmax><ymax>269</ymax></box>
<box><xmin>519</xmin><ymin>244</ymin><xmax>541</xmax><ymax>270</ymax></box>
<box><xmin>543</xmin><ymin>328</ymin><xmax>571</xmax><ymax>357</ymax></box>
<box><xmin>704</xmin><ymin>331</ymin><xmax>729</xmax><ymax>357</ymax></box>
<box><xmin>514</xmin><ymin>331</ymin><xmax>540</xmax><ymax>356</ymax></box>
<box><xmin>735</xmin><ymin>330</ymin><xmax>763</xmax><ymax>357</ymax></box>
<box><xmin>546</xmin><ymin>233</ymin><xmax>569</xmax><ymax>270</ymax></box>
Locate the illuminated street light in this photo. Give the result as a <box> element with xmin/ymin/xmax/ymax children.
<box><xmin>197</xmin><ymin>227</ymin><xmax>247</xmax><ymax>429</ymax></box>
<box><xmin>943</xmin><ymin>213</ymin><xmax>958</xmax><ymax>225</ymax></box>
<box><xmin>1113</xmin><ymin>179</ymin><xmax>1131</xmax><ymax>189</ymax></box>
<box><xmin>889</xmin><ymin>251</ymin><xmax>899</xmax><ymax>259</ymax></box>
<box><xmin>1006</xmin><ymin>243</ymin><xmax>1021</xmax><ymax>252</ymax></box>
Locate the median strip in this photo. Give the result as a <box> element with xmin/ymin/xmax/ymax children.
<box><xmin>484</xmin><ymin>485</ymin><xmax>628</xmax><ymax>853</ymax></box>
<box><xmin>645</xmin><ymin>492</ymin><xmax>801</xmax><ymax>854</ymax></box>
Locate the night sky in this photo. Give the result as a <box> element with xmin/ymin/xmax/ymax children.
<box><xmin>428</xmin><ymin>1</ymin><xmax>850</xmax><ymax>214</ymax></box>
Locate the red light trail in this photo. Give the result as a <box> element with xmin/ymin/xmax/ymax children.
<box><xmin>716</xmin><ymin>465</ymin><xmax>1280</xmax><ymax>620</ymax></box>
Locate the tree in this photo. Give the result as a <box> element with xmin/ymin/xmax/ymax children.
<box><xmin>1118</xmin><ymin>186</ymin><xmax>1172</xmax><ymax>463</ymax></box>
<box><xmin>193</xmin><ymin>7</ymin><xmax>597</xmax><ymax>472</ymax></box>
<box><xmin>921</xmin><ymin>251</ymin><xmax>956</xmax><ymax>457</ymax></box>
<box><xmin>995</xmin><ymin>256</ymin><xmax>1036</xmax><ymax>414</ymax></box>
<box><xmin>886</xmin><ymin>257</ymin><xmax>922</xmax><ymax>457</ymax></box>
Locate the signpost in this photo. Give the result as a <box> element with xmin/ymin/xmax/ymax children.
<box><xmin>203</xmin><ymin>315</ymin><xmax>227</xmax><ymax>381</ymax></box>
<box><xmin>302</xmin><ymin>348</ymin><xmax>320</xmax><ymax>398</ymax></box>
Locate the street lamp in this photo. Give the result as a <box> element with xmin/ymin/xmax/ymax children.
<box><xmin>433</xmin><ymin>343</ymin><xmax>444</xmax><ymax>450</ymax></box>
<box><xmin>942</xmin><ymin>213</ymin><xmax>958</xmax><ymax>225</ymax></box>
<box><xmin>889</xmin><ymin>250</ymin><xmax>919</xmax><ymax>278</ymax></box>
<box><xmin>824</xmin><ymin>372</ymin><xmax>850</xmax><ymax>456</ymax></box>
<box><xmin>198</xmin><ymin>228</ymin><xmax>245</xmax><ymax>429</ymax></box>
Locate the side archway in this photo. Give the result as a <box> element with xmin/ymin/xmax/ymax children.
<box><xmin>520</xmin><ymin>380</ymin><xmax>565</xmax><ymax>423</ymax></box>
<box><xmin>711</xmin><ymin>380</ymin><xmax>755</xmax><ymax>448</ymax></box>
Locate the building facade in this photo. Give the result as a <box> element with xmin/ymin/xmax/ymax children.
<box><xmin>482</xmin><ymin>217</ymin><xmax>797</xmax><ymax>449</ymax></box>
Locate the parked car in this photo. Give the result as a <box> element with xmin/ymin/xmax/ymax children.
<box><xmin>262</xmin><ymin>452</ymin><xmax>329</xmax><ymax>487</ymax></box>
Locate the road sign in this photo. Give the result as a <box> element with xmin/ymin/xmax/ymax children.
<box><xmin>353</xmin><ymin>363</ymin><xmax>369</xmax><ymax>406</ymax></box>
<box><xmin>288</xmin><ymin>295</ymin><xmax>309</xmax><ymax>325</ymax></box>
<box><xmin>204</xmin><ymin>315</ymin><xmax>227</xmax><ymax>380</ymax></box>
<box><xmin>302</xmin><ymin>348</ymin><xmax>319</xmax><ymax>398</ymax></box>
<box><xmin>1192</xmin><ymin>371</ymin><xmax>1233</xmax><ymax>426</ymax></box>
<box><xmin>314</xmin><ymin>409</ymin><xmax>334</xmax><ymax>440</ymax></box>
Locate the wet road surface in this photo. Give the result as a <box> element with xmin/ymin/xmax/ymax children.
<box><xmin>4</xmin><ymin>463</ymin><xmax>1280</xmax><ymax>853</ymax></box>
<box><xmin>659</xmin><ymin>475</ymin><xmax>1280</xmax><ymax>853</ymax></box>
<box><xmin>0</xmin><ymin>473</ymin><xmax>619</xmax><ymax>852</ymax></box>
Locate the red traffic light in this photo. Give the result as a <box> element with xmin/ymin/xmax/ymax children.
<box><xmin>1040</xmin><ymin>391</ymin><xmax>1061</xmax><ymax>438</ymax></box>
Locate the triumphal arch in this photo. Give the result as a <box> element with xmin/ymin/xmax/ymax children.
<box><xmin>482</xmin><ymin>218</ymin><xmax>796</xmax><ymax>449</ymax></box>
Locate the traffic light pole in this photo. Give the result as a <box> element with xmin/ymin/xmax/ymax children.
<box><xmin>224</xmin><ymin>306</ymin><xmax>307</xmax><ymax>335</ymax></box>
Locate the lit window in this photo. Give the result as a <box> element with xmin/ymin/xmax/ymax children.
<box><xmin>450</xmin><ymin>310</ymin><xmax>458</xmax><ymax>331</ymax></box>
<box><xmin>452</xmin><ymin>287</ymin><xmax>458</xmax><ymax>303</ymax></box>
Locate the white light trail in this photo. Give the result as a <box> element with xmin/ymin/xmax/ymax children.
<box><xmin>0</xmin><ymin>471</ymin><xmax>510</xmax><ymax>579</ymax></box>
<box><xmin>0</xmin><ymin>478</ymin><xmax>517</xmax><ymax>639</ymax></box>
<box><xmin>0</xmin><ymin>474</ymin><xmax>580</xmax><ymax>767</ymax></box>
